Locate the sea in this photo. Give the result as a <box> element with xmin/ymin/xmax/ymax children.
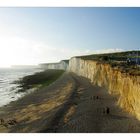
<box><xmin>0</xmin><ymin>68</ymin><xmax>43</xmax><ymax>107</ymax></box>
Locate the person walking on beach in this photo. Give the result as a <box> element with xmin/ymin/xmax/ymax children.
<box><xmin>106</xmin><ymin>107</ymin><xmax>110</xmax><ymax>114</ymax></box>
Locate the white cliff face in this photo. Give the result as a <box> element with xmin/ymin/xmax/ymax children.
<box><xmin>40</xmin><ymin>60</ymin><xmax>69</xmax><ymax>70</ymax></box>
<box><xmin>68</xmin><ymin>57</ymin><xmax>140</xmax><ymax>120</ymax></box>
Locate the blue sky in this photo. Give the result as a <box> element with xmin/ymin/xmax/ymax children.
<box><xmin>0</xmin><ymin>8</ymin><xmax>140</xmax><ymax>67</ymax></box>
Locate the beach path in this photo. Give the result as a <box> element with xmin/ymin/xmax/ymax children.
<box><xmin>56</xmin><ymin>73</ymin><xmax>140</xmax><ymax>133</ymax></box>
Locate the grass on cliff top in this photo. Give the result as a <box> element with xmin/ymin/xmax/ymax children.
<box><xmin>76</xmin><ymin>51</ymin><xmax>140</xmax><ymax>76</ymax></box>
<box><xmin>77</xmin><ymin>50</ymin><xmax>140</xmax><ymax>61</ymax></box>
<box><xmin>14</xmin><ymin>69</ymin><xmax>64</xmax><ymax>92</ymax></box>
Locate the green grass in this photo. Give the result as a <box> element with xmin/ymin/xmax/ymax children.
<box><xmin>77</xmin><ymin>50</ymin><xmax>140</xmax><ymax>61</ymax></box>
<box><xmin>14</xmin><ymin>69</ymin><xmax>64</xmax><ymax>92</ymax></box>
<box><xmin>76</xmin><ymin>51</ymin><xmax>140</xmax><ymax>76</ymax></box>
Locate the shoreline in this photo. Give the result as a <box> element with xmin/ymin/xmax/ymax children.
<box><xmin>0</xmin><ymin>72</ymin><xmax>75</xmax><ymax>132</ymax></box>
<box><xmin>0</xmin><ymin>72</ymin><xmax>140</xmax><ymax>132</ymax></box>
<box><xmin>0</xmin><ymin>68</ymin><xmax>44</xmax><ymax>108</ymax></box>
<box><xmin>13</xmin><ymin>69</ymin><xmax>64</xmax><ymax>92</ymax></box>
<box><xmin>0</xmin><ymin>69</ymin><xmax>64</xmax><ymax>108</ymax></box>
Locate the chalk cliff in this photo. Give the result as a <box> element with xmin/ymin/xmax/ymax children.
<box><xmin>39</xmin><ymin>60</ymin><xmax>69</xmax><ymax>70</ymax></box>
<box><xmin>68</xmin><ymin>57</ymin><xmax>140</xmax><ymax>120</ymax></box>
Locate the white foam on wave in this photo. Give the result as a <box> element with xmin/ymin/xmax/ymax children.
<box><xmin>0</xmin><ymin>68</ymin><xmax>43</xmax><ymax>107</ymax></box>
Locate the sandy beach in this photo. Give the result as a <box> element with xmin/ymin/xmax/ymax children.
<box><xmin>0</xmin><ymin>72</ymin><xmax>140</xmax><ymax>132</ymax></box>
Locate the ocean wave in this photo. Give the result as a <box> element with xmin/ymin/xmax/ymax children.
<box><xmin>0</xmin><ymin>68</ymin><xmax>41</xmax><ymax>107</ymax></box>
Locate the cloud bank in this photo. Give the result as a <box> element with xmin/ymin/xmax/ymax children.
<box><xmin>0</xmin><ymin>35</ymin><xmax>123</xmax><ymax>67</ymax></box>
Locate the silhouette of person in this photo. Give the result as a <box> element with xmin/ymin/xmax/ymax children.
<box><xmin>0</xmin><ymin>119</ymin><xmax>4</xmax><ymax>124</ymax></box>
<box><xmin>106</xmin><ymin>107</ymin><xmax>110</xmax><ymax>114</ymax></box>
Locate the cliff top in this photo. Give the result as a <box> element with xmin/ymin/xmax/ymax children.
<box><xmin>39</xmin><ymin>60</ymin><xmax>69</xmax><ymax>66</ymax></box>
<box><xmin>77</xmin><ymin>50</ymin><xmax>140</xmax><ymax>60</ymax></box>
<box><xmin>61</xmin><ymin>60</ymin><xmax>69</xmax><ymax>64</ymax></box>
<box><xmin>77</xmin><ymin>50</ymin><xmax>140</xmax><ymax>76</ymax></box>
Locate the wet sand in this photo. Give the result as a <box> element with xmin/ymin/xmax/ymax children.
<box><xmin>0</xmin><ymin>72</ymin><xmax>140</xmax><ymax>132</ymax></box>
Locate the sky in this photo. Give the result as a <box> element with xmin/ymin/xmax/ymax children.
<box><xmin>0</xmin><ymin>7</ymin><xmax>140</xmax><ymax>67</ymax></box>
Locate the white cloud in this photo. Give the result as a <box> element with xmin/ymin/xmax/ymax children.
<box><xmin>93</xmin><ymin>48</ymin><xmax>124</xmax><ymax>54</ymax></box>
<box><xmin>0</xmin><ymin>35</ymin><xmax>92</xmax><ymax>67</ymax></box>
<box><xmin>0</xmin><ymin>33</ymin><xmax>124</xmax><ymax>67</ymax></box>
<box><xmin>0</xmin><ymin>20</ymin><xmax>124</xmax><ymax>67</ymax></box>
